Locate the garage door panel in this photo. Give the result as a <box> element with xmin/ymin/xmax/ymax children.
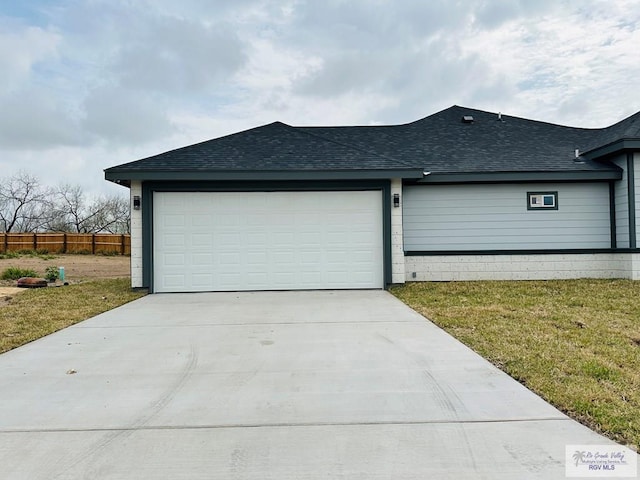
<box><xmin>192</xmin><ymin>273</ymin><xmax>213</xmax><ymax>287</ymax></box>
<box><xmin>299</xmin><ymin>251</ymin><xmax>322</xmax><ymax>264</ymax></box>
<box><xmin>351</xmin><ymin>251</ymin><xmax>377</xmax><ymax>263</ymax></box>
<box><xmin>191</xmin><ymin>234</ymin><xmax>212</xmax><ymax>247</ymax></box>
<box><xmin>162</xmin><ymin>234</ymin><xmax>185</xmax><ymax>248</ymax></box>
<box><xmin>191</xmin><ymin>214</ymin><xmax>211</xmax><ymax>226</ymax></box>
<box><xmin>219</xmin><ymin>253</ymin><xmax>242</xmax><ymax>265</ymax></box>
<box><xmin>219</xmin><ymin>271</ymin><xmax>241</xmax><ymax>283</ymax></box>
<box><xmin>154</xmin><ymin>191</ymin><xmax>383</xmax><ymax>292</ymax></box>
<box><xmin>163</xmin><ymin>253</ymin><xmax>185</xmax><ymax>266</ymax></box>
<box><xmin>163</xmin><ymin>274</ymin><xmax>186</xmax><ymax>288</ymax></box>
<box><xmin>272</xmin><ymin>253</ymin><xmax>295</xmax><ymax>267</ymax></box>
<box><xmin>217</xmin><ymin>232</ymin><xmax>241</xmax><ymax>246</ymax></box>
<box><xmin>163</xmin><ymin>214</ymin><xmax>185</xmax><ymax>226</ymax></box>
<box><xmin>246</xmin><ymin>233</ymin><xmax>268</xmax><ymax>246</ymax></box>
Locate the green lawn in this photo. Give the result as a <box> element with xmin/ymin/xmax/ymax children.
<box><xmin>390</xmin><ymin>279</ymin><xmax>640</xmax><ymax>449</ymax></box>
<box><xmin>0</xmin><ymin>278</ymin><xmax>146</xmax><ymax>354</ymax></box>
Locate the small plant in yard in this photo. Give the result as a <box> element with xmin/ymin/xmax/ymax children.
<box><xmin>96</xmin><ymin>250</ymin><xmax>121</xmax><ymax>256</ymax></box>
<box><xmin>26</xmin><ymin>249</ymin><xmax>56</xmax><ymax>260</ymax></box>
<box><xmin>1</xmin><ymin>250</ymin><xmax>56</xmax><ymax>260</ymax></box>
<box><xmin>44</xmin><ymin>266</ymin><xmax>60</xmax><ymax>282</ymax></box>
<box><xmin>1</xmin><ymin>267</ymin><xmax>38</xmax><ymax>280</ymax></box>
<box><xmin>71</xmin><ymin>249</ymin><xmax>93</xmax><ymax>255</ymax></box>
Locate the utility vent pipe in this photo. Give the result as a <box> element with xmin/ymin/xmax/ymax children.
<box><xmin>574</xmin><ymin>148</ymin><xmax>586</xmax><ymax>164</ymax></box>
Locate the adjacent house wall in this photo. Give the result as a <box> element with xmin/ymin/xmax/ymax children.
<box><xmin>403</xmin><ymin>183</ymin><xmax>611</xmax><ymax>251</ymax></box>
<box><xmin>130</xmin><ymin>181</ymin><xmax>143</xmax><ymax>288</ymax></box>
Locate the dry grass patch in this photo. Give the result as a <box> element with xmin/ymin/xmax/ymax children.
<box><xmin>0</xmin><ymin>278</ymin><xmax>145</xmax><ymax>354</ymax></box>
<box><xmin>390</xmin><ymin>279</ymin><xmax>640</xmax><ymax>448</ymax></box>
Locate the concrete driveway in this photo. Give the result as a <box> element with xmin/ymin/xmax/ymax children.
<box><xmin>0</xmin><ymin>291</ymin><xmax>634</xmax><ymax>479</ymax></box>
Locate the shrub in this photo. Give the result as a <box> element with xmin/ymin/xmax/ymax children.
<box><xmin>96</xmin><ymin>250</ymin><xmax>120</xmax><ymax>256</ymax></box>
<box><xmin>1</xmin><ymin>267</ymin><xmax>38</xmax><ymax>280</ymax></box>
<box><xmin>44</xmin><ymin>266</ymin><xmax>60</xmax><ymax>282</ymax></box>
<box><xmin>0</xmin><ymin>251</ymin><xmax>20</xmax><ymax>259</ymax></box>
<box><xmin>70</xmin><ymin>249</ymin><xmax>92</xmax><ymax>255</ymax></box>
<box><xmin>9</xmin><ymin>249</ymin><xmax>56</xmax><ymax>260</ymax></box>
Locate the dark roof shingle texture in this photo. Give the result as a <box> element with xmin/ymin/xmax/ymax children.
<box><xmin>301</xmin><ymin>106</ymin><xmax>634</xmax><ymax>174</ymax></box>
<box><xmin>110</xmin><ymin>121</ymin><xmax>413</xmax><ymax>172</ymax></box>
<box><xmin>107</xmin><ymin>105</ymin><xmax>639</xmax><ymax>176</ymax></box>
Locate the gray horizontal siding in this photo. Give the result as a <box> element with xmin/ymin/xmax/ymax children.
<box><xmin>404</xmin><ymin>183</ymin><xmax>611</xmax><ymax>251</ymax></box>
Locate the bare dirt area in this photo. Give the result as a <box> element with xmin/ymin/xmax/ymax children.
<box><xmin>0</xmin><ymin>254</ymin><xmax>130</xmax><ymax>299</ymax></box>
<box><xmin>0</xmin><ymin>286</ymin><xmax>23</xmax><ymax>299</ymax></box>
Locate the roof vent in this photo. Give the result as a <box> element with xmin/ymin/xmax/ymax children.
<box><xmin>574</xmin><ymin>148</ymin><xmax>586</xmax><ymax>164</ymax></box>
<box><xmin>461</xmin><ymin>115</ymin><xmax>474</xmax><ymax>124</ymax></box>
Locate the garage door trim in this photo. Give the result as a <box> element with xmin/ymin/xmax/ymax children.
<box><xmin>141</xmin><ymin>181</ymin><xmax>392</xmax><ymax>292</ymax></box>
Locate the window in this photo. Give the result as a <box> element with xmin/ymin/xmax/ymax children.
<box><xmin>527</xmin><ymin>191</ymin><xmax>558</xmax><ymax>210</ymax></box>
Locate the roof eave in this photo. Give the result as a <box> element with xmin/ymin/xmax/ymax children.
<box><xmin>104</xmin><ymin>168</ymin><xmax>425</xmax><ymax>184</ymax></box>
<box><xmin>412</xmin><ymin>170</ymin><xmax>623</xmax><ymax>184</ymax></box>
<box><xmin>583</xmin><ymin>138</ymin><xmax>640</xmax><ymax>160</ymax></box>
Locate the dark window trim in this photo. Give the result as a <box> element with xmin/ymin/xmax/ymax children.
<box><xmin>609</xmin><ymin>181</ymin><xmax>617</xmax><ymax>249</ymax></box>
<box><xmin>405</xmin><ymin>248</ymin><xmax>640</xmax><ymax>256</ymax></box>
<box><xmin>628</xmin><ymin>153</ymin><xmax>637</xmax><ymax>249</ymax></box>
<box><xmin>527</xmin><ymin>191</ymin><xmax>558</xmax><ymax>210</ymax></box>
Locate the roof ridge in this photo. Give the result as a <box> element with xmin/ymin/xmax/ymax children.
<box><xmin>448</xmin><ymin>105</ymin><xmax>605</xmax><ymax>131</ymax></box>
<box><xmin>619</xmin><ymin>111</ymin><xmax>640</xmax><ymax>138</ymax></box>
<box><xmin>294</xmin><ymin>126</ymin><xmax>417</xmax><ymax>169</ymax></box>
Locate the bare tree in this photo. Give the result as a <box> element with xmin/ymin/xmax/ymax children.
<box><xmin>86</xmin><ymin>195</ymin><xmax>130</xmax><ymax>234</ymax></box>
<box><xmin>0</xmin><ymin>173</ymin><xmax>130</xmax><ymax>234</ymax></box>
<box><xmin>49</xmin><ymin>184</ymin><xmax>99</xmax><ymax>233</ymax></box>
<box><xmin>48</xmin><ymin>184</ymin><xmax>130</xmax><ymax>234</ymax></box>
<box><xmin>0</xmin><ymin>172</ymin><xmax>52</xmax><ymax>232</ymax></box>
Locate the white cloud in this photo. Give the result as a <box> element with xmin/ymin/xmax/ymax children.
<box><xmin>113</xmin><ymin>16</ymin><xmax>247</xmax><ymax>94</ymax></box>
<box><xmin>0</xmin><ymin>86</ymin><xmax>81</xmax><ymax>149</ymax></box>
<box><xmin>0</xmin><ymin>0</ymin><xmax>639</xmax><ymax>197</ymax></box>
<box><xmin>459</xmin><ymin>0</ymin><xmax>640</xmax><ymax>126</ymax></box>
<box><xmin>0</xmin><ymin>22</ymin><xmax>60</xmax><ymax>91</ymax></box>
<box><xmin>82</xmin><ymin>86</ymin><xmax>174</xmax><ymax>145</ymax></box>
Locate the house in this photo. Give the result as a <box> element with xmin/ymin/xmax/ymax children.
<box><xmin>104</xmin><ymin>105</ymin><xmax>640</xmax><ymax>293</ymax></box>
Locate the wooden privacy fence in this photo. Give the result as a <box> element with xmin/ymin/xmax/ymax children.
<box><xmin>0</xmin><ymin>233</ymin><xmax>130</xmax><ymax>255</ymax></box>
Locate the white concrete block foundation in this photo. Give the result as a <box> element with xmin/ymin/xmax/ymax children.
<box><xmin>406</xmin><ymin>253</ymin><xmax>640</xmax><ymax>281</ymax></box>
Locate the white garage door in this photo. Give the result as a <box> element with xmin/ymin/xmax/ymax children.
<box><xmin>153</xmin><ymin>191</ymin><xmax>384</xmax><ymax>292</ymax></box>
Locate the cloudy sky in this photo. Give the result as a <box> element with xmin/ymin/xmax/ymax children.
<box><xmin>1</xmin><ymin>0</ymin><xmax>639</xmax><ymax>197</ymax></box>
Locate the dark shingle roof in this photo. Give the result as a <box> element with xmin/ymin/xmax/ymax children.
<box><xmin>301</xmin><ymin>106</ymin><xmax>629</xmax><ymax>174</ymax></box>
<box><xmin>105</xmin><ymin>121</ymin><xmax>424</xmax><ymax>183</ymax></box>
<box><xmin>106</xmin><ymin>105</ymin><xmax>639</xmax><ymax>183</ymax></box>
<box><xmin>109</xmin><ymin>121</ymin><xmax>414</xmax><ymax>172</ymax></box>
